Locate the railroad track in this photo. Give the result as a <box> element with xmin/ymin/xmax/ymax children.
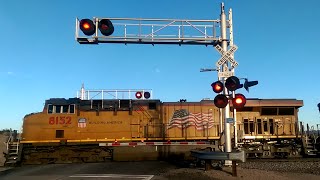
<box><xmin>247</xmin><ymin>157</ymin><xmax>320</xmax><ymax>163</ymax></box>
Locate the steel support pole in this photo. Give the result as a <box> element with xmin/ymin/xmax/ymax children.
<box><xmin>219</xmin><ymin>106</ymin><xmax>223</xmax><ymax>138</ymax></box>
<box><xmin>219</xmin><ymin>74</ymin><xmax>223</xmax><ymax>140</ymax></box>
<box><xmin>229</xmin><ymin>8</ymin><xmax>238</xmax><ymax>148</ymax></box>
<box><xmin>220</xmin><ymin>3</ymin><xmax>232</xmax><ymax>166</ymax></box>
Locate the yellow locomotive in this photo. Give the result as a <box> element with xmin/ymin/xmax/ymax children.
<box><xmin>5</xmin><ymin>86</ymin><xmax>315</xmax><ymax>165</ymax></box>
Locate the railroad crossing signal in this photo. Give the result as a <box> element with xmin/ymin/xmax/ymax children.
<box><xmin>79</xmin><ymin>19</ymin><xmax>114</xmax><ymax>36</ymax></box>
<box><xmin>211</xmin><ymin>81</ymin><xmax>224</xmax><ymax>93</ymax></box>
<box><xmin>214</xmin><ymin>94</ymin><xmax>229</xmax><ymax>108</ymax></box>
<box><xmin>98</xmin><ymin>19</ymin><xmax>114</xmax><ymax>36</ymax></box>
<box><xmin>215</xmin><ymin>44</ymin><xmax>239</xmax><ymax>68</ymax></box>
<box><xmin>80</xmin><ymin>19</ymin><xmax>96</xmax><ymax>36</ymax></box>
<box><xmin>135</xmin><ymin>92</ymin><xmax>142</xmax><ymax>99</ymax></box>
<box><xmin>225</xmin><ymin>76</ymin><xmax>241</xmax><ymax>91</ymax></box>
<box><xmin>211</xmin><ymin>76</ymin><xmax>247</xmax><ymax>109</ymax></box>
<box><xmin>144</xmin><ymin>92</ymin><xmax>151</xmax><ymax>99</ymax></box>
<box><xmin>232</xmin><ymin>94</ymin><xmax>246</xmax><ymax>109</ymax></box>
<box><xmin>211</xmin><ymin>80</ymin><xmax>229</xmax><ymax>108</ymax></box>
<box><xmin>135</xmin><ymin>91</ymin><xmax>151</xmax><ymax>99</ymax></box>
<box><xmin>76</xmin><ymin>17</ymin><xmax>220</xmax><ymax>45</ymax></box>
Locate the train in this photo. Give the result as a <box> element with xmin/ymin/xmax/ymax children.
<box><xmin>4</xmin><ymin>86</ymin><xmax>320</xmax><ymax>165</ymax></box>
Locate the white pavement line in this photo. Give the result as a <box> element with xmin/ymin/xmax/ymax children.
<box><xmin>69</xmin><ymin>174</ymin><xmax>154</xmax><ymax>179</ymax></box>
<box><xmin>144</xmin><ymin>175</ymin><xmax>154</xmax><ymax>180</ymax></box>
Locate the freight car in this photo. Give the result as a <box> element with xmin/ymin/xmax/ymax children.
<box><xmin>4</xmin><ymin>87</ymin><xmax>319</xmax><ymax>165</ymax></box>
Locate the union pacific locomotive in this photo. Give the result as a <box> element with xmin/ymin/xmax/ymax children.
<box><xmin>4</xmin><ymin>86</ymin><xmax>320</xmax><ymax>165</ymax></box>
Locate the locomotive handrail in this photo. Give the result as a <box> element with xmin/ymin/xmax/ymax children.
<box><xmin>6</xmin><ymin>135</ymin><xmax>12</xmax><ymax>152</ymax></box>
<box><xmin>77</xmin><ymin>88</ymin><xmax>153</xmax><ymax>100</ymax></box>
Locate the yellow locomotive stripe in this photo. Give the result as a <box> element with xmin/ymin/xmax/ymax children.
<box><xmin>20</xmin><ymin>140</ymin><xmax>60</xmax><ymax>143</ymax></box>
<box><xmin>20</xmin><ymin>137</ymin><xmax>221</xmax><ymax>144</ymax></box>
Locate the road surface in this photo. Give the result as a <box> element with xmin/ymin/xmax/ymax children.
<box><xmin>0</xmin><ymin>161</ymin><xmax>176</xmax><ymax>180</ymax></box>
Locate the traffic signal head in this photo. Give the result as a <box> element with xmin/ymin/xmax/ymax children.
<box><xmin>232</xmin><ymin>93</ymin><xmax>246</xmax><ymax>109</ymax></box>
<box><xmin>98</xmin><ymin>19</ymin><xmax>114</xmax><ymax>36</ymax></box>
<box><xmin>79</xmin><ymin>19</ymin><xmax>96</xmax><ymax>36</ymax></box>
<box><xmin>214</xmin><ymin>94</ymin><xmax>229</xmax><ymax>108</ymax></box>
<box><xmin>225</xmin><ymin>76</ymin><xmax>240</xmax><ymax>91</ymax></box>
<box><xmin>211</xmin><ymin>81</ymin><xmax>224</xmax><ymax>93</ymax></box>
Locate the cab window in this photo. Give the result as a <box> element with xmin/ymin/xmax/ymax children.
<box><xmin>55</xmin><ymin>105</ymin><xmax>62</xmax><ymax>113</ymax></box>
<box><xmin>47</xmin><ymin>104</ymin><xmax>76</xmax><ymax>114</ymax></box>
<box><xmin>48</xmin><ymin>104</ymin><xmax>53</xmax><ymax>114</ymax></box>
<box><xmin>69</xmin><ymin>104</ymin><xmax>75</xmax><ymax>113</ymax></box>
<box><xmin>62</xmin><ymin>105</ymin><xmax>68</xmax><ymax>113</ymax></box>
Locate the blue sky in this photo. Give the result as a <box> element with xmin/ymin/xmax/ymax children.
<box><xmin>1</xmin><ymin>0</ymin><xmax>320</xmax><ymax>130</ymax></box>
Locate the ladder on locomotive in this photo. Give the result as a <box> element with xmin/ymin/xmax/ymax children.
<box><xmin>302</xmin><ymin>123</ymin><xmax>318</xmax><ymax>156</ymax></box>
<box><xmin>4</xmin><ymin>130</ymin><xmax>21</xmax><ymax>166</ymax></box>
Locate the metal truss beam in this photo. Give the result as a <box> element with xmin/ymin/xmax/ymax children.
<box><xmin>76</xmin><ymin>17</ymin><xmax>222</xmax><ymax>46</ymax></box>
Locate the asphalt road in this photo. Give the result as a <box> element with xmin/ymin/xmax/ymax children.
<box><xmin>0</xmin><ymin>161</ymin><xmax>178</xmax><ymax>180</ymax></box>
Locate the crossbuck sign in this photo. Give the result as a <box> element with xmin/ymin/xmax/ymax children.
<box><xmin>215</xmin><ymin>45</ymin><xmax>239</xmax><ymax>68</ymax></box>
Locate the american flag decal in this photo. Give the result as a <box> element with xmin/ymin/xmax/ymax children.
<box><xmin>78</xmin><ymin>118</ymin><xmax>87</xmax><ymax>128</ymax></box>
<box><xmin>167</xmin><ymin>109</ymin><xmax>214</xmax><ymax>130</ymax></box>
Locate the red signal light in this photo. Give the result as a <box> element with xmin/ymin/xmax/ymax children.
<box><xmin>225</xmin><ymin>76</ymin><xmax>241</xmax><ymax>91</ymax></box>
<box><xmin>79</xmin><ymin>19</ymin><xmax>96</xmax><ymax>36</ymax></box>
<box><xmin>214</xmin><ymin>94</ymin><xmax>229</xmax><ymax>108</ymax></box>
<box><xmin>135</xmin><ymin>92</ymin><xmax>142</xmax><ymax>99</ymax></box>
<box><xmin>82</xmin><ymin>23</ymin><xmax>90</xmax><ymax>30</ymax></box>
<box><xmin>211</xmin><ymin>81</ymin><xmax>224</xmax><ymax>93</ymax></box>
<box><xmin>232</xmin><ymin>93</ymin><xmax>247</xmax><ymax>109</ymax></box>
<box><xmin>98</xmin><ymin>19</ymin><xmax>114</xmax><ymax>36</ymax></box>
